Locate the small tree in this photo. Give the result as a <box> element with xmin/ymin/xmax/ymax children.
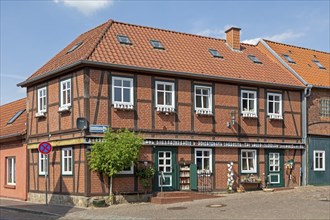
<box><xmin>88</xmin><ymin>128</ymin><xmax>143</xmax><ymax>204</ymax></box>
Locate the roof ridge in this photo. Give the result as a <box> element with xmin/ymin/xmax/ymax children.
<box><xmin>264</xmin><ymin>39</ymin><xmax>330</xmax><ymax>55</ymax></box>
<box><xmin>111</xmin><ymin>19</ymin><xmax>227</xmax><ymax>43</ymax></box>
<box><xmin>85</xmin><ymin>19</ymin><xmax>114</xmax><ymax>60</ymax></box>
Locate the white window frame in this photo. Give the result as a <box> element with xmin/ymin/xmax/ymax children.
<box><xmin>60</xmin><ymin>79</ymin><xmax>71</xmax><ymax>107</ymax></box>
<box><xmin>241</xmin><ymin>90</ymin><xmax>257</xmax><ymax>115</ymax></box>
<box><xmin>267</xmin><ymin>93</ymin><xmax>282</xmax><ymax>117</ymax></box>
<box><xmin>314</xmin><ymin>150</ymin><xmax>325</xmax><ymax>171</ymax></box>
<box><xmin>39</xmin><ymin>153</ymin><xmax>46</xmax><ymax>175</ymax></box>
<box><xmin>269</xmin><ymin>152</ymin><xmax>280</xmax><ymax>172</ymax></box>
<box><xmin>37</xmin><ymin>87</ymin><xmax>47</xmax><ymax>113</ymax></box>
<box><xmin>195</xmin><ymin>148</ymin><xmax>212</xmax><ymax>172</ymax></box>
<box><xmin>241</xmin><ymin>149</ymin><xmax>257</xmax><ymax>173</ymax></box>
<box><xmin>112</xmin><ymin>77</ymin><xmax>134</xmax><ymax>105</ymax></box>
<box><xmin>155</xmin><ymin>81</ymin><xmax>175</xmax><ymax>108</ymax></box>
<box><xmin>6</xmin><ymin>157</ymin><xmax>16</xmax><ymax>185</ymax></box>
<box><xmin>118</xmin><ymin>162</ymin><xmax>134</xmax><ymax>174</ymax></box>
<box><xmin>194</xmin><ymin>85</ymin><xmax>212</xmax><ymax>111</ymax></box>
<box><xmin>62</xmin><ymin>147</ymin><xmax>73</xmax><ymax>175</ymax></box>
<box><xmin>269</xmin><ymin>174</ymin><xmax>280</xmax><ymax>184</ymax></box>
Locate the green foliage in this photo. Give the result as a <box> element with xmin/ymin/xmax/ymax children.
<box><xmin>88</xmin><ymin>129</ymin><xmax>144</xmax><ymax>177</ymax></box>
<box><xmin>136</xmin><ymin>164</ymin><xmax>156</xmax><ymax>190</ymax></box>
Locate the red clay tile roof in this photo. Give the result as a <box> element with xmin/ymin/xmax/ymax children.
<box><xmin>264</xmin><ymin>40</ymin><xmax>330</xmax><ymax>87</ymax></box>
<box><xmin>23</xmin><ymin>20</ymin><xmax>304</xmax><ymax>88</ymax></box>
<box><xmin>0</xmin><ymin>98</ymin><xmax>26</xmax><ymax>138</ymax></box>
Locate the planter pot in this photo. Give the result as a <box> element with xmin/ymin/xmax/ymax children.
<box><xmin>93</xmin><ymin>199</ymin><xmax>106</xmax><ymax>207</ymax></box>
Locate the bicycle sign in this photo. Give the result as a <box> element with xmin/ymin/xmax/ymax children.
<box><xmin>38</xmin><ymin>142</ymin><xmax>52</xmax><ymax>155</ymax></box>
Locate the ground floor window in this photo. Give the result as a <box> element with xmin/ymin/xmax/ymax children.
<box><xmin>195</xmin><ymin>148</ymin><xmax>212</xmax><ymax>172</ymax></box>
<box><xmin>118</xmin><ymin>162</ymin><xmax>134</xmax><ymax>174</ymax></box>
<box><xmin>314</xmin><ymin>150</ymin><xmax>325</xmax><ymax>171</ymax></box>
<box><xmin>241</xmin><ymin>149</ymin><xmax>257</xmax><ymax>173</ymax></box>
<box><xmin>62</xmin><ymin>147</ymin><xmax>73</xmax><ymax>175</ymax></box>
<box><xmin>6</xmin><ymin>157</ymin><xmax>16</xmax><ymax>185</ymax></box>
<box><xmin>39</xmin><ymin>153</ymin><xmax>46</xmax><ymax>175</ymax></box>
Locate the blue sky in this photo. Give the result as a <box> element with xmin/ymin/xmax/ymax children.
<box><xmin>1</xmin><ymin>0</ymin><xmax>329</xmax><ymax>105</ymax></box>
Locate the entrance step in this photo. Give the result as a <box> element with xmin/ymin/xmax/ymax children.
<box><xmin>151</xmin><ymin>191</ymin><xmax>217</xmax><ymax>204</ymax></box>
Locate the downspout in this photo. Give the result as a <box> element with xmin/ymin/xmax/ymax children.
<box><xmin>302</xmin><ymin>85</ymin><xmax>312</xmax><ymax>186</ymax></box>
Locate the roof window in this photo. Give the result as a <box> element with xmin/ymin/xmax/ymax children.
<box><xmin>7</xmin><ymin>109</ymin><xmax>25</xmax><ymax>125</ymax></box>
<box><xmin>117</xmin><ymin>35</ymin><xmax>132</xmax><ymax>45</ymax></box>
<box><xmin>67</xmin><ymin>41</ymin><xmax>83</xmax><ymax>53</ymax></box>
<box><xmin>209</xmin><ymin>49</ymin><xmax>223</xmax><ymax>58</ymax></box>
<box><xmin>313</xmin><ymin>60</ymin><xmax>326</xmax><ymax>69</ymax></box>
<box><xmin>282</xmin><ymin>54</ymin><xmax>295</xmax><ymax>64</ymax></box>
<box><xmin>150</xmin><ymin>40</ymin><xmax>164</xmax><ymax>49</ymax></box>
<box><xmin>248</xmin><ymin>55</ymin><xmax>262</xmax><ymax>64</ymax></box>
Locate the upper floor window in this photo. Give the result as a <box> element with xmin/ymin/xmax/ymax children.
<box><xmin>209</xmin><ymin>49</ymin><xmax>223</xmax><ymax>58</ymax></box>
<box><xmin>314</xmin><ymin>151</ymin><xmax>325</xmax><ymax>171</ymax></box>
<box><xmin>282</xmin><ymin>54</ymin><xmax>295</xmax><ymax>64</ymax></box>
<box><xmin>267</xmin><ymin>93</ymin><xmax>282</xmax><ymax>118</ymax></box>
<box><xmin>241</xmin><ymin>90</ymin><xmax>257</xmax><ymax>116</ymax></box>
<box><xmin>62</xmin><ymin>147</ymin><xmax>73</xmax><ymax>175</ymax></box>
<box><xmin>320</xmin><ymin>99</ymin><xmax>330</xmax><ymax>117</ymax></box>
<box><xmin>6</xmin><ymin>157</ymin><xmax>16</xmax><ymax>185</ymax></box>
<box><xmin>248</xmin><ymin>55</ymin><xmax>262</xmax><ymax>64</ymax></box>
<box><xmin>195</xmin><ymin>148</ymin><xmax>212</xmax><ymax>173</ymax></box>
<box><xmin>195</xmin><ymin>85</ymin><xmax>212</xmax><ymax>114</ymax></box>
<box><xmin>150</xmin><ymin>40</ymin><xmax>164</xmax><ymax>49</ymax></box>
<box><xmin>117</xmin><ymin>35</ymin><xmax>132</xmax><ymax>45</ymax></box>
<box><xmin>7</xmin><ymin>109</ymin><xmax>25</xmax><ymax>124</ymax></box>
<box><xmin>241</xmin><ymin>149</ymin><xmax>257</xmax><ymax>173</ymax></box>
<box><xmin>112</xmin><ymin>77</ymin><xmax>134</xmax><ymax>105</ymax></box>
<box><xmin>60</xmin><ymin>79</ymin><xmax>71</xmax><ymax>107</ymax></box>
<box><xmin>37</xmin><ymin>87</ymin><xmax>47</xmax><ymax>113</ymax></box>
<box><xmin>39</xmin><ymin>153</ymin><xmax>46</xmax><ymax>175</ymax></box>
<box><xmin>155</xmin><ymin>81</ymin><xmax>175</xmax><ymax>108</ymax></box>
<box><xmin>313</xmin><ymin>60</ymin><xmax>326</xmax><ymax>69</ymax></box>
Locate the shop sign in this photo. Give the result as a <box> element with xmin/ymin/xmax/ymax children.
<box><xmin>89</xmin><ymin>124</ymin><xmax>109</xmax><ymax>133</ymax></box>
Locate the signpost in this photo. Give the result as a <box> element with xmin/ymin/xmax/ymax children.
<box><xmin>38</xmin><ymin>142</ymin><xmax>52</xmax><ymax>205</ymax></box>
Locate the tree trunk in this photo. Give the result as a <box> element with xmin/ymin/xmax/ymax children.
<box><xmin>109</xmin><ymin>176</ymin><xmax>114</xmax><ymax>204</ymax></box>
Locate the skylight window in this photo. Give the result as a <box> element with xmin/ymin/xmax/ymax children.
<box><xmin>248</xmin><ymin>55</ymin><xmax>262</xmax><ymax>64</ymax></box>
<box><xmin>313</xmin><ymin>60</ymin><xmax>326</xmax><ymax>69</ymax></box>
<box><xmin>7</xmin><ymin>109</ymin><xmax>25</xmax><ymax>125</ymax></box>
<box><xmin>283</xmin><ymin>54</ymin><xmax>295</xmax><ymax>64</ymax></box>
<box><xmin>150</xmin><ymin>40</ymin><xmax>164</xmax><ymax>49</ymax></box>
<box><xmin>117</xmin><ymin>35</ymin><xmax>132</xmax><ymax>45</ymax></box>
<box><xmin>67</xmin><ymin>41</ymin><xmax>83</xmax><ymax>53</ymax></box>
<box><xmin>209</xmin><ymin>49</ymin><xmax>223</xmax><ymax>58</ymax></box>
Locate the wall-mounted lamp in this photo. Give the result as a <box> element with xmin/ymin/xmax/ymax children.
<box><xmin>227</xmin><ymin>110</ymin><xmax>236</xmax><ymax>128</ymax></box>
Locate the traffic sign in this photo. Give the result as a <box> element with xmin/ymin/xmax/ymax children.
<box><xmin>38</xmin><ymin>142</ymin><xmax>52</xmax><ymax>155</ymax></box>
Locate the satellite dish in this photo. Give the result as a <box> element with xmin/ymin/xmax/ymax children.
<box><xmin>76</xmin><ymin>117</ymin><xmax>88</xmax><ymax>130</ymax></box>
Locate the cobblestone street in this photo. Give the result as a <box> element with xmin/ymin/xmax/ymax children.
<box><xmin>61</xmin><ymin>186</ymin><xmax>330</xmax><ymax>220</ymax></box>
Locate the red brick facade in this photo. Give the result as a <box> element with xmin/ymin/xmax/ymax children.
<box><xmin>25</xmin><ymin>68</ymin><xmax>303</xmax><ymax>196</ymax></box>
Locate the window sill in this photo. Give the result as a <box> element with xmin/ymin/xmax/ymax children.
<box><xmin>4</xmin><ymin>184</ymin><xmax>16</xmax><ymax>189</ymax></box>
<box><xmin>242</xmin><ymin>113</ymin><xmax>258</xmax><ymax>118</ymax></box>
<box><xmin>156</xmin><ymin>106</ymin><xmax>175</xmax><ymax>114</ymax></box>
<box><xmin>58</xmin><ymin>106</ymin><xmax>71</xmax><ymax>113</ymax></box>
<box><xmin>113</xmin><ymin>103</ymin><xmax>134</xmax><ymax>110</ymax></box>
<box><xmin>35</xmin><ymin>112</ymin><xmax>47</xmax><ymax>118</ymax></box>
<box><xmin>268</xmin><ymin>115</ymin><xmax>283</xmax><ymax>120</ymax></box>
<box><xmin>196</xmin><ymin>109</ymin><xmax>213</xmax><ymax>116</ymax></box>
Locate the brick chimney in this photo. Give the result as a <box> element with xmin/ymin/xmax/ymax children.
<box><xmin>225</xmin><ymin>27</ymin><xmax>241</xmax><ymax>51</ymax></box>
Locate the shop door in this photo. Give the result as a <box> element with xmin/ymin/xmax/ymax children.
<box><xmin>153</xmin><ymin>147</ymin><xmax>177</xmax><ymax>191</ymax></box>
<box><xmin>266</xmin><ymin>150</ymin><xmax>284</xmax><ymax>187</ymax></box>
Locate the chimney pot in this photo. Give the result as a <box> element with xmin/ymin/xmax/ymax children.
<box><xmin>225</xmin><ymin>27</ymin><xmax>241</xmax><ymax>51</ymax></box>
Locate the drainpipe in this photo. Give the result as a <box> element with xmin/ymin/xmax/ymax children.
<box><xmin>301</xmin><ymin>85</ymin><xmax>312</xmax><ymax>186</ymax></box>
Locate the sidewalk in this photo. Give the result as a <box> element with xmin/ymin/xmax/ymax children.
<box><xmin>0</xmin><ymin>197</ymin><xmax>85</xmax><ymax>217</ymax></box>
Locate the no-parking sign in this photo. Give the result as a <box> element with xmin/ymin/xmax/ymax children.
<box><xmin>38</xmin><ymin>142</ymin><xmax>52</xmax><ymax>155</ymax></box>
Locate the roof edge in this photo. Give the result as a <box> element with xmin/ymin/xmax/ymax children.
<box><xmin>17</xmin><ymin>59</ymin><xmax>307</xmax><ymax>90</ymax></box>
<box><xmin>259</xmin><ymin>40</ymin><xmax>308</xmax><ymax>86</ymax></box>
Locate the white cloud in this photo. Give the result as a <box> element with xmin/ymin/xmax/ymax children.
<box><xmin>195</xmin><ymin>24</ymin><xmax>234</xmax><ymax>39</ymax></box>
<box><xmin>242</xmin><ymin>31</ymin><xmax>305</xmax><ymax>45</ymax></box>
<box><xmin>54</xmin><ymin>0</ymin><xmax>114</xmax><ymax>16</ymax></box>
